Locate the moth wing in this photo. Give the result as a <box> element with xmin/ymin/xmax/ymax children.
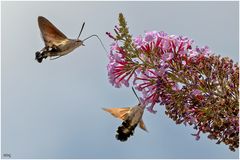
<box><xmin>102</xmin><ymin>107</ymin><xmax>131</xmax><ymax>121</ymax></box>
<box><xmin>139</xmin><ymin>119</ymin><xmax>148</xmax><ymax>132</ymax></box>
<box><xmin>38</xmin><ymin>16</ymin><xmax>68</xmax><ymax>47</ymax></box>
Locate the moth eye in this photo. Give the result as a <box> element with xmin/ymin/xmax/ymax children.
<box><xmin>48</xmin><ymin>47</ymin><xmax>53</xmax><ymax>51</ymax></box>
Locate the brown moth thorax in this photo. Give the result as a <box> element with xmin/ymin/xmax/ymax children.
<box><xmin>64</xmin><ymin>39</ymin><xmax>84</xmax><ymax>52</ymax></box>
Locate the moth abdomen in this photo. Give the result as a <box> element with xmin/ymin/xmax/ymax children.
<box><xmin>115</xmin><ymin>120</ymin><xmax>138</xmax><ymax>142</ymax></box>
<box><xmin>35</xmin><ymin>50</ymin><xmax>49</xmax><ymax>63</ymax></box>
<box><xmin>35</xmin><ymin>46</ymin><xmax>60</xmax><ymax>63</ymax></box>
<box><xmin>35</xmin><ymin>51</ymin><xmax>44</xmax><ymax>63</ymax></box>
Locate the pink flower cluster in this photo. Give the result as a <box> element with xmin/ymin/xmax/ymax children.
<box><xmin>107</xmin><ymin>30</ymin><xmax>210</xmax><ymax>113</ymax></box>
<box><xmin>106</xmin><ymin>23</ymin><xmax>238</xmax><ymax>151</ymax></box>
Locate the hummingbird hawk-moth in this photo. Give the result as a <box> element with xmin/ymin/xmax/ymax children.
<box><xmin>35</xmin><ymin>16</ymin><xmax>86</xmax><ymax>63</ymax></box>
<box><xmin>103</xmin><ymin>88</ymin><xmax>147</xmax><ymax>141</ymax></box>
<box><xmin>35</xmin><ymin>16</ymin><xmax>107</xmax><ymax>63</ymax></box>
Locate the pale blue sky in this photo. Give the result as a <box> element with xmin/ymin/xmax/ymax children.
<box><xmin>2</xmin><ymin>1</ymin><xmax>239</xmax><ymax>159</ymax></box>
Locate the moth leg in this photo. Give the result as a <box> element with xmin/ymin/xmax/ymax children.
<box><xmin>50</xmin><ymin>55</ymin><xmax>63</xmax><ymax>60</ymax></box>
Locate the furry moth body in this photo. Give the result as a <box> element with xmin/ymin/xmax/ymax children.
<box><xmin>103</xmin><ymin>103</ymin><xmax>147</xmax><ymax>142</ymax></box>
<box><xmin>35</xmin><ymin>16</ymin><xmax>85</xmax><ymax>63</ymax></box>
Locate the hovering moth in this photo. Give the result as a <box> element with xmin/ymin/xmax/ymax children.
<box><xmin>35</xmin><ymin>16</ymin><xmax>106</xmax><ymax>63</ymax></box>
<box><xmin>103</xmin><ymin>88</ymin><xmax>147</xmax><ymax>141</ymax></box>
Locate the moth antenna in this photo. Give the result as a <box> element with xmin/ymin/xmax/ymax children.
<box><xmin>132</xmin><ymin>87</ymin><xmax>140</xmax><ymax>103</ymax></box>
<box><xmin>82</xmin><ymin>34</ymin><xmax>108</xmax><ymax>54</ymax></box>
<box><xmin>77</xmin><ymin>22</ymin><xmax>85</xmax><ymax>40</ymax></box>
